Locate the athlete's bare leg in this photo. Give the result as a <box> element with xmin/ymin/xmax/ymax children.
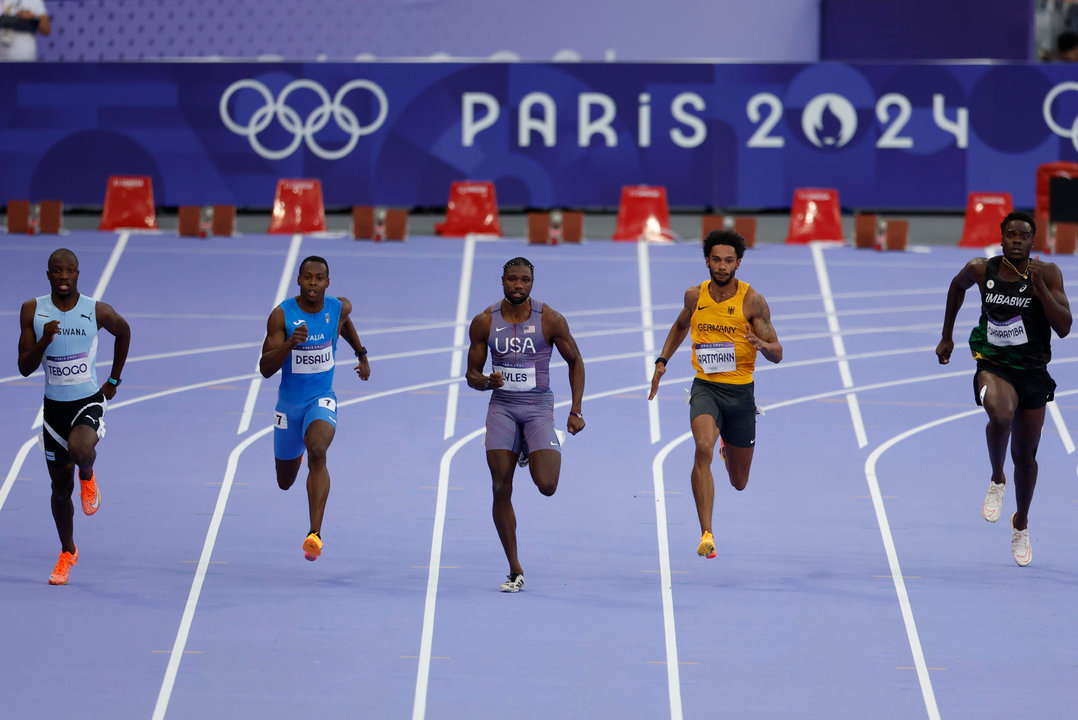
<box><xmin>47</xmin><ymin>464</ymin><xmax>76</xmax><ymax>554</ymax></box>
<box><xmin>723</xmin><ymin>443</ymin><xmax>755</xmax><ymax>492</ymax></box>
<box><xmin>526</xmin><ymin>448</ymin><xmax>560</xmax><ymax>496</ymax></box>
<box><xmin>977</xmin><ymin>371</ymin><xmax>1018</xmax><ymax>487</ymax></box>
<box><xmin>488</xmin><ymin>449</ymin><xmax>522</xmax><ymax>576</ymax></box>
<box><xmin>275</xmin><ymin>456</ymin><xmax>303</xmax><ymax>490</ymax></box>
<box><xmin>690</xmin><ymin>414</ymin><xmax>720</xmax><ymax>534</ymax></box>
<box><xmin>303</xmin><ymin>419</ymin><xmax>335</xmax><ymax>535</ymax></box>
<box><xmin>66</xmin><ymin>424</ymin><xmax>98</xmax><ymax>483</ymax></box>
<box><xmin>1010</xmin><ymin>407</ymin><xmax>1045</xmax><ymax>532</ymax></box>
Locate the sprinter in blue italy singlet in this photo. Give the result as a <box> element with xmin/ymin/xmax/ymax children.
<box><xmin>258</xmin><ymin>255</ymin><xmax>371</xmax><ymax>562</ymax></box>
<box><xmin>18</xmin><ymin>248</ymin><xmax>131</xmax><ymax>585</ymax></box>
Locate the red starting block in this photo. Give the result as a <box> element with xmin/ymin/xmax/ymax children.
<box><xmin>959</xmin><ymin>192</ymin><xmax>1013</xmax><ymax>247</ymax></box>
<box><xmin>613</xmin><ymin>185</ymin><xmax>671</xmax><ymax>242</ymax></box>
<box><xmin>269</xmin><ymin>178</ymin><xmax>326</xmax><ymax>234</ymax></box>
<box><xmin>786</xmin><ymin>188</ymin><xmax>843</xmax><ymax>244</ymax></box>
<box><xmin>99</xmin><ymin>175</ymin><xmax>158</xmax><ymax>231</ymax></box>
<box><xmin>435</xmin><ymin>181</ymin><xmax>502</xmax><ymax>236</ymax></box>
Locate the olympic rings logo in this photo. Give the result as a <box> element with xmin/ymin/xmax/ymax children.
<box><xmin>1044</xmin><ymin>82</ymin><xmax>1078</xmax><ymax>152</ymax></box>
<box><xmin>219</xmin><ymin>79</ymin><xmax>389</xmax><ymax>160</ymax></box>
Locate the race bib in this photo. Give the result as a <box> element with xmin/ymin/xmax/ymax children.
<box><xmin>493</xmin><ymin>361</ymin><xmax>536</xmax><ymax>391</ymax></box>
<box><xmin>986</xmin><ymin>316</ymin><xmax>1028</xmax><ymax>347</ymax></box>
<box><xmin>291</xmin><ymin>341</ymin><xmax>334</xmax><ymax>374</ymax></box>
<box><xmin>44</xmin><ymin>352</ymin><xmax>92</xmax><ymax>386</ymax></box>
<box><xmin>695</xmin><ymin>342</ymin><xmax>737</xmax><ymax>374</ymax></box>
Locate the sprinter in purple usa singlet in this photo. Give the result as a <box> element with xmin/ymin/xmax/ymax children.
<box><xmin>466</xmin><ymin>257</ymin><xmax>586</xmax><ymax>593</ymax></box>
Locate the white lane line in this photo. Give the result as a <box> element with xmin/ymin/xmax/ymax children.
<box><xmin>810</xmin><ymin>241</ymin><xmax>868</xmax><ymax>448</ymax></box>
<box><xmin>412</xmin><ymin>426</ymin><xmax>486</xmax><ymax>720</ymax></box>
<box><xmin>651</xmin><ymin>437</ymin><xmax>685</xmax><ymax>720</ymax></box>
<box><xmin>151</xmin><ymin>425</ymin><xmax>272</xmax><ymax>720</ymax></box>
<box><xmin>91</xmin><ymin>231</ymin><xmax>130</xmax><ymax>299</ymax></box>
<box><xmin>237</xmin><ymin>234</ymin><xmax>303</xmax><ymax>434</ymax></box>
<box><xmin>1047</xmin><ymin>401</ymin><xmax>1075</xmax><ymax>454</ymax></box>
<box><xmin>443</xmin><ymin>235</ymin><xmax>477</xmax><ymax>440</ymax></box>
<box><xmin>0</xmin><ymin>437</ymin><xmax>38</xmax><ymax>513</ymax></box>
<box><xmin>637</xmin><ymin>240</ymin><xmax>662</xmax><ymax>443</ymax></box>
<box><xmin>863</xmin><ymin>412</ymin><xmax>967</xmax><ymax>720</ymax></box>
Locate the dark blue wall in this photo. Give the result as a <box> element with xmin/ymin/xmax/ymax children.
<box><xmin>821</xmin><ymin>0</ymin><xmax>1035</xmax><ymax>61</ymax></box>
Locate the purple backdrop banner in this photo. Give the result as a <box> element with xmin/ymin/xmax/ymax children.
<box><xmin>39</xmin><ymin>0</ymin><xmax>819</xmax><ymax>62</ymax></box>
<box><xmin>2</xmin><ymin>61</ymin><xmax>1077</xmax><ymax>210</ymax></box>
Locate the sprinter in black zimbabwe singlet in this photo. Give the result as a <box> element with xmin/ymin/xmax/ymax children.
<box><xmin>649</xmin><ymin>230</ymin><xmax>783</xmax><ymax>561</ymax></box>
<box><xmin>937</xmin><ymin>211</ymin><xmax>1072</xmax><ymax>567</ymax></box>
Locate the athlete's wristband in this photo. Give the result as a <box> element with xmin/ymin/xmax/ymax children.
<box><xmin>354</xmin><ymin>347</ymin><xmax>367</xmax><ymax>358</ymax></box>
<box><xmin>655</xmin><ymin>357</ymin><xmax>667</xmax><ymax>366</ymax></box>
<box><xmin>107</xmin><ymin>377</ymin><xmax>121</xmax><ymax>386</ymax></box>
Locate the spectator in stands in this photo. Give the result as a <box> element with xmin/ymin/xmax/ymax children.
<box><xmin>0</xmin><ymin>0</ymin><xmax>50</xmax><ymax>61</ymax></box>
<box><xmin>1057</xmin><ymin>31</ymin><xmax>1078</xmax><ymax>60</ymax></box>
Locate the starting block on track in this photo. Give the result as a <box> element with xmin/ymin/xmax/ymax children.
<box><xmin>100</xmin><ymin>175</ymin><xmax>158</xmax><ymax>231</ymax></box>
<box><xmin>527</xmin><ymin>209</ymin><xmax>582</xmax><ymax>245</ymax></box>
<box><xmin>6</xmin><ymin>200</ymin><xmax>30</xmax><ymax>233</ymax></box>
<box><xmin>269</xmin><ymin>179</ymin><xmax>326</xmax><ymax>234</ymax></box>
<box><xmin>884</xmin><ymin>219</ymin><xmax>909</xmax><ymax>251</ymax></box>
<box><xmin>786</xmin><ymin>188</ymin><xmax>842</xmax><ymax>244</ymax></box>
<box><xmin>853</xmin><ymin>214</ymin><xmax>879</xmax><ymax>249</ymax></box>
<box><xmin>1055</xmin><ymin>222</ymin><xmax>1078</xmax><ymax>254</ymax></box>
<box><xmin>353</xmin><ymin>206</ymin><xmax>407</xmax><ymax>241</ymax></box>
<box><xmin>733</xmin><ymin>217</ymin><xmax>757</xmax><ymax>248</ymax></box>
<box><xmin>435</xmin><ymin>181</ymin><xmax>501</xmax><ymax>236</ymax></box>
<box><xmin>613</xmin><ymin>186</ymin><xmax>671</xmax><ymax>242</ymax></box>
<box><xmin>959</xmin><ymin>192</ymin><xmax>1012</xmax><ymax>247</ymax></box>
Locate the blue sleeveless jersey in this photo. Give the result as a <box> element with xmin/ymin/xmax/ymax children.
<box><xmin>277</xmin><ymin>296</ymin><xmax>341</xmax><ymax>403</ymax></box>
<box><xmin>33</xmin><ymin>294</ymin><xmax>100</xmax><ymax>401</ymax></box>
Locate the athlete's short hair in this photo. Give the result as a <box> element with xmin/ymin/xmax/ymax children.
<box><xmin>502</xmin><ymin>257</ymin><xmax>534</xmax><ymax>276</ymax></box>
<box><xmin>48</xmin><ymin>248</ymin><xmax>78</xmax><ymax>267</ymax></box>
<box><xmin>1000</xmin><ymin>211</ymin><xmax>1036</xmax><ymax>239</ymax></box>
<box><xmin>703</xmin><ymin>230</ymin><xmax>746</xmax><ymax>260</ymax></box>
<box><xmin>298</xmin><ymin>255</ymin><xmax>329</xmax><ymax>275</ymax></box>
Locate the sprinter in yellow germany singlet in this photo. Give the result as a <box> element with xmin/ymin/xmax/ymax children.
<box><xmin>649</xmin><ymin>230</ymin><xmax>783</xmax><ymax>560</ymax></box>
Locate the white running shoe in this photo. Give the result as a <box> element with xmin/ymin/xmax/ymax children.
<box><xmin>499</xmin><ymin>573</ymin><xmax>525</xmax><ymax>592</ymax></box>
<box><xmin>517</xmin><ymin>440</ymin><xmax>529</xmax><ymax>468</ymax></box>
<box><xmin>982</xmin><ymin>480</ymin><xmax>1006</xmax><ymax>523</ymax></box>
<box><xmin>1011</xmin><ymin>514</ymin><xmax>1032</xmax><ymax>567</ymax></box>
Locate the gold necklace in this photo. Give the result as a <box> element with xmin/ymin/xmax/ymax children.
<box><xmin>1001</xmin><ymin>256</ymin><xmax>1030</xmax><ymax>280</ymax></box>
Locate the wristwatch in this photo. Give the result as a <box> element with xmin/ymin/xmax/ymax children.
<box><xmin>107</xmin><ymin>377</ymin><xmax>122</xmax><ymax>386</ymax></box>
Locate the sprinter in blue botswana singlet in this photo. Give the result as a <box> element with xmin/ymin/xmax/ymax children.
<box><xmin>259</xmin><ymin>255</ymin><xmax>371</xmax><ymax>561</ymax></box>
<box><xmin>466</xmin><ymin>257</ymin><xmax>586</xmax><ymax>593</ymax></box>
<box><xmin>17</xmin><ymin>248</ymin><xmax>131</xmax><ymax>586</ymax></box>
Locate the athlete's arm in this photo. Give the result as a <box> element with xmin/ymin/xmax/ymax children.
<box><xmin>337</xmin><ymin>297</ymin><xmax>371</xmax><ymax>381</ymax></box>
<box><xmin>937</xmin><ymin>258</ymin><xmax>984</xmax><ymax>364</ymax></box>
<box><xmin>259</xmin><ymin>306</ymin><xmax>306</xmax><ymax>378</ymax></box>
<box><xmin>466</xmin><ymin>309</ymin><xmax>500</xmax><ymax>391</ymax></box>
<box><xmin>96</xmin><ymin>301</ymin><xmax>130</xmax><ymax>400</ymax></box>
<box><xmin>1029</xmin><ymin>259</ymin><xmax>1072</xmax><ymax>338</ymax></box>
<box><xmin>648</xmin><ymin>286</ymin><xmax>699</xmax><ymax>400</ymax></box>
<box><xmin>17</xmin><ymin>298</ymin><xmax>57</xmax><ymax>377</ymax></box>
<box><xmin>545</xmin><ymin>307</ymin><xmax>585</xmax><ymax>435</ymax></box>
<box><xmin>744</xmin><ymin>289</ymin><xmax>782</xmax><ymax>364</ymax></box>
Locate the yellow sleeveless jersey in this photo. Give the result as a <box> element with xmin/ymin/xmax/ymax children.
<box><xmin>690</xmin><ymin>280</ymin><xmax>755</xmax><ymax>384</ymax></box>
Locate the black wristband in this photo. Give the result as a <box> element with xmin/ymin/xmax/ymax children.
<box><xmin>655</xmin><ymin>357</ymin><xmax>667</xmax><ymax>366</ymax></box>
<box><xmin>355</xmin><ymin>347</ymin><xmax>367</xmax><ymax>358</ymax></box>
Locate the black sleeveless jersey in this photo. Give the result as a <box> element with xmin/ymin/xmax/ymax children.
<box><xmin>968</xmin><ymin>256</ymin><xmax>1052</xmax><ymax>370</ymax></box>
